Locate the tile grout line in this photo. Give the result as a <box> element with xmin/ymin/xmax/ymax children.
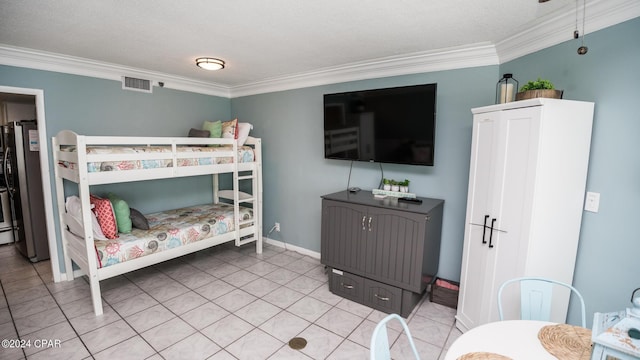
<box><xmin>0</xmin><ymin>276</ymin><xmax>28</xmax><ymax>359</ymax></box>
<box><xmin>34</xmin><ymin>262</ymin><xmax>96</xmax><ymax>360</ymax></box>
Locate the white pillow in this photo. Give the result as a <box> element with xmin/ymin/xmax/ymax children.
<box><xmin>65</xmin><ymin>196</ymin><xmax>108</xmax><ymax>240</ymax></box>
<box><xmin>237</xmin><ymin>122</ymin><xmax>253</xmax><ymax>146</ymax></box>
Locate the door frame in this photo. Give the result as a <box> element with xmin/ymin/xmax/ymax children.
<box><xmin>0</xmin><ymin>85</ymin><xmax>61</xmax><ymax>282</ymax></box>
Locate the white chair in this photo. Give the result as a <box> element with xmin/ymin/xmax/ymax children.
<box><xmin>370</xmin><ymin>313</ymin><xmax>421</xmax><ymax>360</ymax></box>
<box><xmin>497</xmin><ymin>276</ymin><xmax>586</xmax><ymax>327</ymax></box>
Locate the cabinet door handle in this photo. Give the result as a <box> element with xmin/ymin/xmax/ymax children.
<box><xmin>368</xmin><ymin>216</ymin><xmax>372</xmax><ymax>231</ymax></box>
<box><xmin>374</xmin><ymin>294</ymin><xmax>390</xmax><ymax>301</ymax></box>
<box><xmin>362</xmin><ymin>215</ymin><xmax>366</xmax><ymax>230</ymax></box>
<box><xmin>341</xmin><ymin>283</ymin><xmax>354</xmax><ymax>289</ymax></box>
<box><xmin>481</xmin><ymin>215</ymin><xmax>489</xmax><ymax>244</ymax></box>
<box><xmin>489</xmin><ymin>218</ymin><xmax>496</xmax><ymax>248</ymax></box>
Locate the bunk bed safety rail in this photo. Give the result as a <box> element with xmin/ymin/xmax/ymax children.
<box><xmin>54</xmin><ymin>130</ymin><xmax>239</xmax><ymax>147</ymax></box>
<box><xmin>53</xmin><ymin>131</ymin><xmax>251</xmax><ymax>185</ymax></box>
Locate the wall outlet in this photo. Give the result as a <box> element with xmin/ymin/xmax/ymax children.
<box><xmin>275</xmin><ymin>222</ymin><xmax>281</xmax><ymax>232</ymax></box>
<box><xmin>585</xmin><ymin>192</ymin><xmax>600</xmax><ymax>213</ymax></box>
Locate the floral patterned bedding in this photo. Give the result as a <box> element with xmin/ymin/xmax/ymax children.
<box><xmin>59</xmin><ymin>145</ymin><xmax>255</xmax><ymax>173</ymax></box>
<box><xmin>94</xmin><ymin>203</ymin><xmax>253</xmax><ymax>268</ymax></box>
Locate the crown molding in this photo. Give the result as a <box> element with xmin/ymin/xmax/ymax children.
<box><xmin>1</xmin><ymin>0</ymin><xmax>637</xmax><ymax>99</ymax></box>
<box><xmin>0</xmin><ymin>45</ymin><xmax>231</xmax><ymax>98</ymax></box>
<box><xmin>229</xmin><ymin>43</ymin><xmax>499</xmax><ymax>98</ymax></box>
<box><xmin>496</xmin><ymin>0</ymin><xmax>640</xmax><ymax>63</ymax></box>
<box><xmin>0</xmin><ymin>42</ymin><xmax>497</xmax><ymax>99</ymax></box>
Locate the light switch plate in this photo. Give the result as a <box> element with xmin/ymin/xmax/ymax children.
<box><xmin>585</xmin><ymin>192</ymin><xmax>600</xmax><ymax>213</ymax></box>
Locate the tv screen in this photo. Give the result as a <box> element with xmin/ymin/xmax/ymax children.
<box><xmin>324</xmin><ymin>83</ymin><xmax>437</xmax><ymax>166</ymax></box>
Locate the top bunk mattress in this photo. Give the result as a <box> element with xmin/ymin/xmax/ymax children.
<box><xmin>59</xmin><ymin>145</ymin><xmax>255</xmax><ymax>173</ymax></box>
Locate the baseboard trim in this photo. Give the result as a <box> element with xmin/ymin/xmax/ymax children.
<box><xmin>263</xmin><ymin>237</ymin><xmax>320</xmax><ymax>260</ymax></box>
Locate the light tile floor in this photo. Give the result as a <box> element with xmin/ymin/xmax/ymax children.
<box><xmin>0</xmin><ymin>242</ymin><xmax>462</xmax><ymax>359</ymax></box>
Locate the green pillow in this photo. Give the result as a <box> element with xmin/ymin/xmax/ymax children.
<box><xmin>108</xmin><ymin>193</ymin><xmax>132</xmax><ymax>233</ymax></box>
<box><xmin>203</xmin><ymin>120</ymin><xmax>223</xmax><ymax>147</ymax></box>
<box><xmin>203</xmin><ymin>120</ymin><xmax>222</xmax><ymax>138</ymax></box>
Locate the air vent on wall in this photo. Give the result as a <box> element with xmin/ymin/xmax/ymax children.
<box><xmin>122</xmin><ymin>76</ymin><xmax>152</xmax><ymax>93</ymax></box>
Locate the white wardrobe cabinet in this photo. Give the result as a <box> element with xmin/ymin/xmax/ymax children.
<box><xmin>455</xmin><ymin>98</ymin><xmax>594</xmax><ymax>332</ymax></box>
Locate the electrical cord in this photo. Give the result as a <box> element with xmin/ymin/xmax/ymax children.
<box><xmin>347</xmin><ymin>160</ymin><xmax>354</xmax><ymax>190</ymax></box>
<box><xmin>348</xmin><ymin>161</ymin><xmax>385</xmax><ymax>190</ymax></box>
<box><xmin>266</xmin><ymin>224</ymin><xmax>288</xmax><ymax>251</ymax></box>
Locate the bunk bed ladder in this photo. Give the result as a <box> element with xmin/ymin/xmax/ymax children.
<box><xmin>232</xmin><ymin>141</ymin><xmax>241</xmax><ymax>247</ymax></box>
<box><xmin>236</xmin><ymin>166</ymin><xmax>259</xmax><ymax>245</ymax></box>
<box><xmin>214</xmin><ymin>138</ymin><xmax>262</xmax><ymax>252</ymax></box>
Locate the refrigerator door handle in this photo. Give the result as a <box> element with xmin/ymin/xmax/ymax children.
<box><xmin>2</xmin><ymin>147</ymin><xmax>11</xmax><ymax>197</ymax></box>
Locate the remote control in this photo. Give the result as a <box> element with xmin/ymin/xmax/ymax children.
<box><xmin>398</xmin><ymin>197</ymin><xmax>422</xmax><ymax>204</ymax></box>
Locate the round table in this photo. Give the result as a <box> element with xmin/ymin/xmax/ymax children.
<box><xmin>445</xmin><ymin>320</ymin><xmax>568</xmax><ymax>360</ymax></box>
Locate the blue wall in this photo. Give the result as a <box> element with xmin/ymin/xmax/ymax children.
<box><xmin>1</xmin><ymin>16</ymin><xmax>638</xmax><ymax>327</ymax></box>
<box><xmin>502</xmin><ymin>17</ymin><xmax>640</xmax><ymax>325</ymax></box>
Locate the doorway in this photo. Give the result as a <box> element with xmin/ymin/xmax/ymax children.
<box><xmin>0</xmin><ymin>86</ymin><xmax>60</xmax><ymax>282</ymax></box>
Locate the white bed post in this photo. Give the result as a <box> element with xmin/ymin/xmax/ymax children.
<box><xmin>76</xmin><ymin>135</ymin><xmax>104</xmax><ymax>316</ymax></box>
<box><xmin>52</xmin><ymin>136</ymin><xmax>75</xmax><ymax>280</ymax></box>
<box><xmin>254</xmin><ymin>139</ymin><xmax>263</xmax><ymax>254</ymax></box>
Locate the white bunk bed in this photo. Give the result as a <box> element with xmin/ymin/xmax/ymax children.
<box><xmin>52</xmin><ymin>130</ymin><xmax>262</xmax><ymax>316</ymax></box>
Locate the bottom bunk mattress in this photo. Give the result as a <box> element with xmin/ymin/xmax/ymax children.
<box><xmin>94</xmin><ymin>203</ymin><xmax>253</xmax><ymax>268</ymax></box>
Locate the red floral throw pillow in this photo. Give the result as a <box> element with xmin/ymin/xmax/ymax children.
<box><xmin>90</xmin><ymin>195</ymin><xmax>118</xmax><ymax>239</ymax></box>
<box><xmin>221</xmin><ymin>118</ymin><xmax>239</xmax><ymax>139</ymax></box>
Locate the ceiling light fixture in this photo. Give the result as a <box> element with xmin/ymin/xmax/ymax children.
<box><xmin>195</xmin><ymin>57</ymin><xmax>225</xmax><ymax>71</ymax></box>
<box><xmin>576</xmin><ymin>0</ymin><xmax>588</xmax><ymax>55</ymax></box>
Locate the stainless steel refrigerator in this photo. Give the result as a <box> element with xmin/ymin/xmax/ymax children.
<box><xmin>2</xmin><ymin>120</ymin><xmax>49</xmax><ymax>261</ymax></box>
<box><xmin>0</xmin><ymin>186</ymin><xmax>14</xmax><ymax>245</ymax></box>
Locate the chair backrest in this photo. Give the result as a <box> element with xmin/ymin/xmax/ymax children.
<box><xmin>497</xmin><ymin>276</ymin><xmax>586</xmax><ymax>328</ymax></box>
<box><xmin>370</xmin><ymin>313</ymin><xmax>421</xmax><ymax>360</ymax></box>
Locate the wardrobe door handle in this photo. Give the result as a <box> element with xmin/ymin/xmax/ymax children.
<box><xmin>489</xmin><ymin>218</ymin><xmax>496</xmax><ymax>248</ymax></box>
<box><xmin>368</xmin><ymin>216</ymin><xmax>372</xmax><ymax>231</ymax></box>
<box><xmin>481</xmin><ymin>215</ymin><xmax>489</xmax><ymax>244</ymax></box>
<box><xmin>362</xmin><ymin>215</ymin><xmax>366</xmax><ymax>230</ymax></box>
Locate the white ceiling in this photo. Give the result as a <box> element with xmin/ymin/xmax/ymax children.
<box><xmin>0</xmin><ymin>0</ymin><xmax>638</xmax><ymax>97</ymax></box>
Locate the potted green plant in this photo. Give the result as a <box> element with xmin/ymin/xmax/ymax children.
<box><xmin>382</xmin><ymin>178</ymin><xmax>391</xmax><ymax>191</ymax></box>
<box><xmin>400</xmin><ymin>179</ymin><xmax>410</xmax><ymax>193</ymax></box>
<box><xmin>390</xmin><ymin>180</ymin><xmax>400</xmax><ymax>192</ymax></box>
<box><xmin>516</xmin><ymin>78</ymin><xmax>563</xmax><ymax>101</ymax></box>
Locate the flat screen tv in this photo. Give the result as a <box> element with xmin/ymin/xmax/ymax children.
<box><xmin>324</xmin><ymin>83</ymin><xmax>437</xmax><ymax>166</ymax></box>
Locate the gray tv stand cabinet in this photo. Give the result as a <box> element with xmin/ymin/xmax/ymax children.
<box><xmin>321</xmin><ymin>190</ymin><xmax>444</xmax><ymax>317</ymax></box>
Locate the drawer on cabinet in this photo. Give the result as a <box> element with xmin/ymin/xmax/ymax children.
<box><xmin>328</xmin><ymin>268</ymin><xmax>364</xmax><ymax>303</ymax></box>
<box><xmin>364</xmin><ymin>278</ymin><xmax>402</xmax><ymax>314</ymax></box>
